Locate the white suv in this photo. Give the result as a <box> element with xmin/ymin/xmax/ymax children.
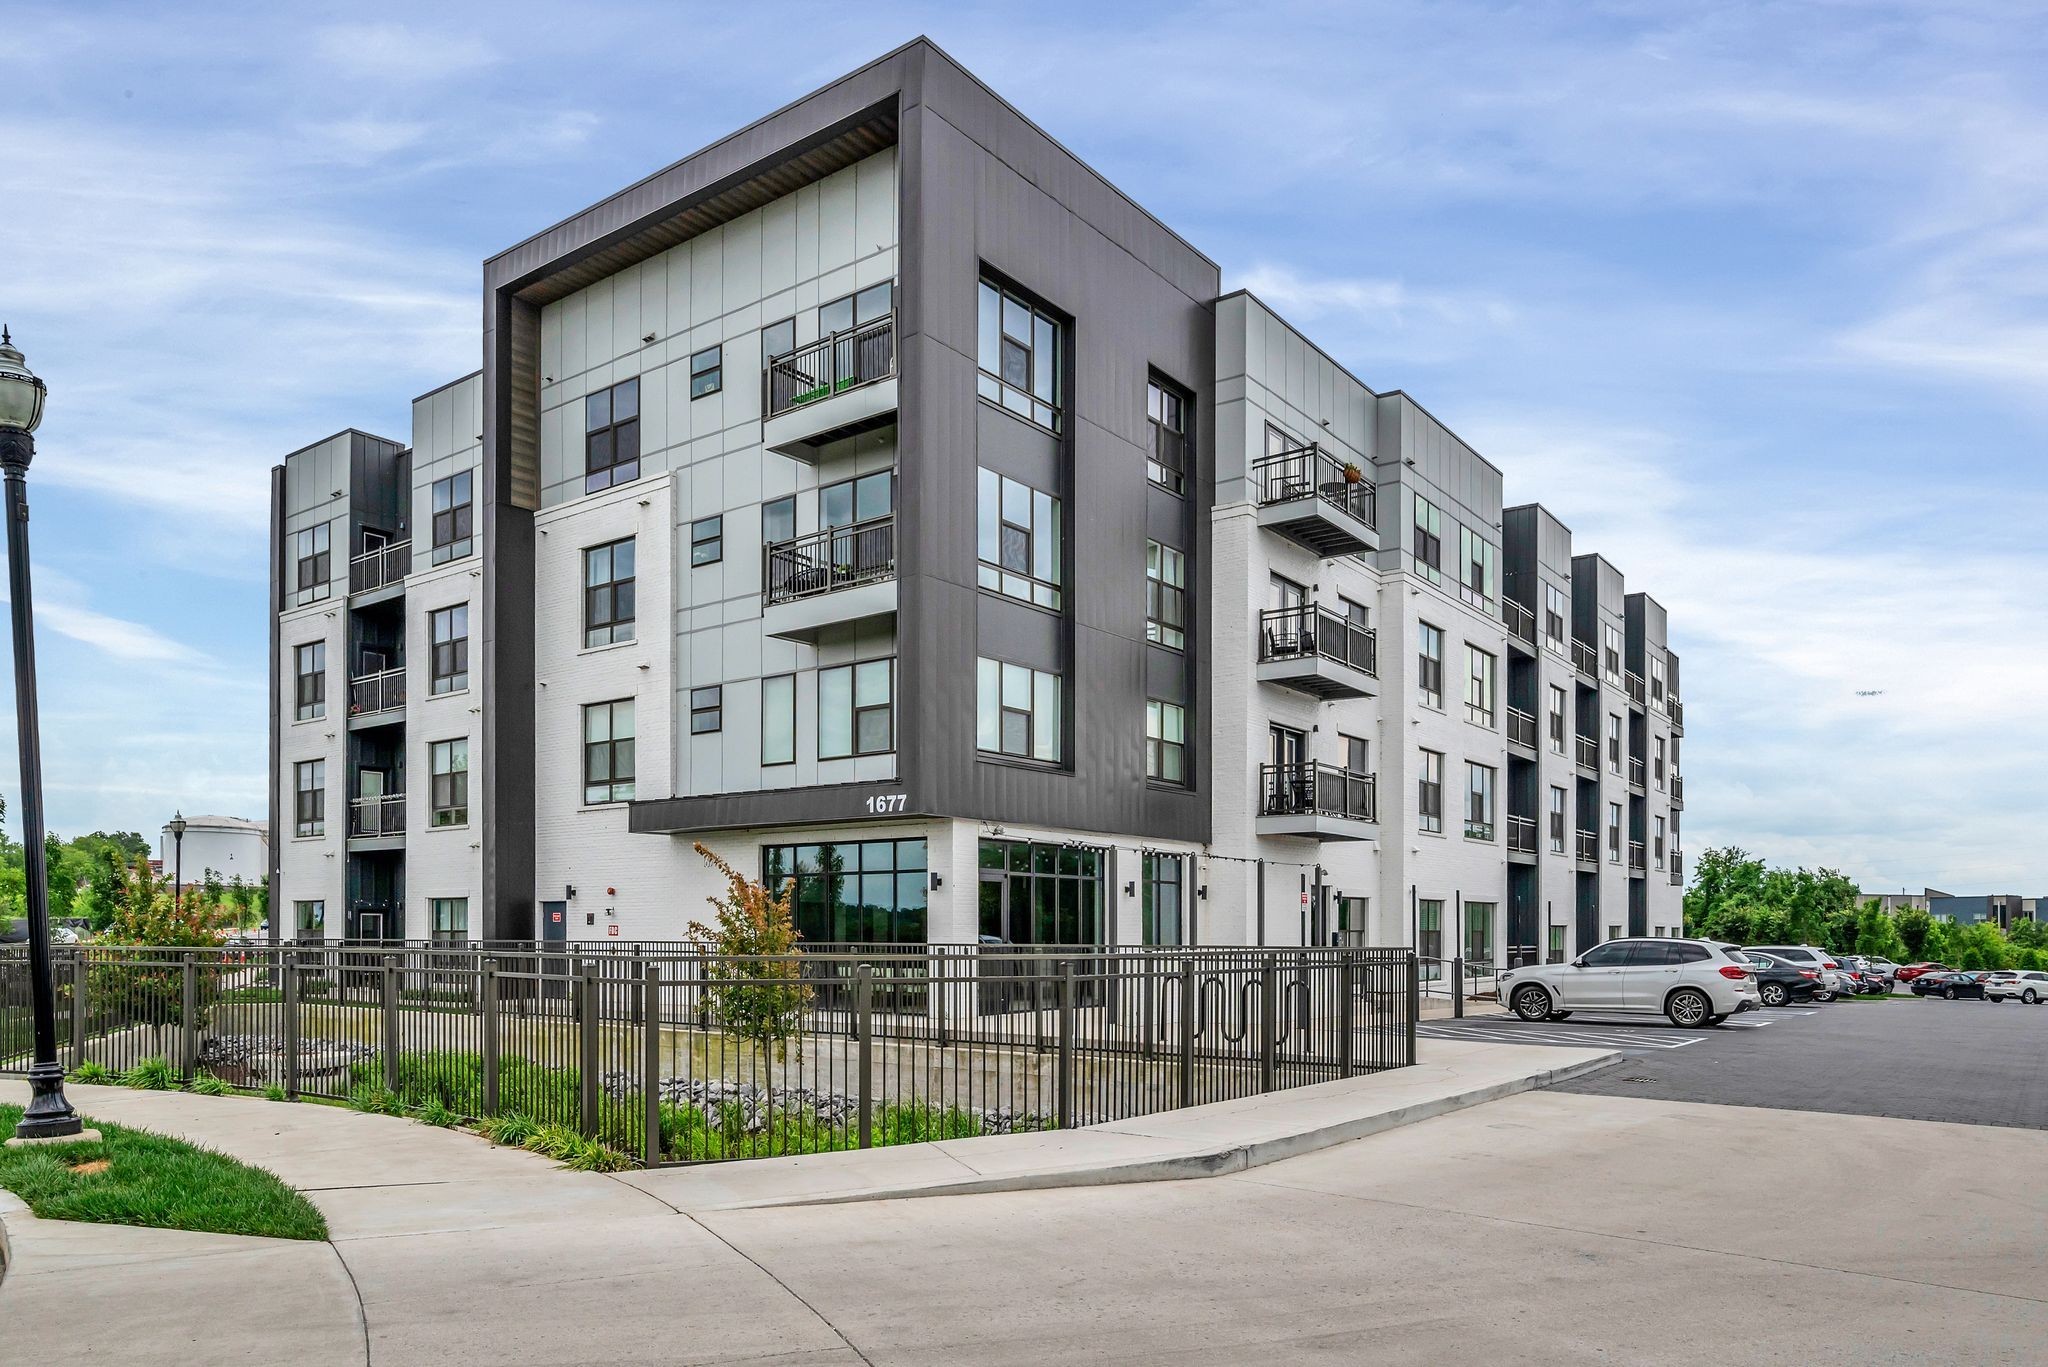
<box><xmin>1984</xmin><ymin>970</ymin><xmax>2048</xmax><ymax>1004</ymax></box>
<box><xmin>1497</xmin><ymin>939</ymin><xmax>1761</xmax><ymax>1027</ymax></box>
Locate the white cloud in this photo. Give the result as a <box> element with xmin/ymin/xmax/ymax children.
<box><xmin>312</xmin><ymin>23</ymin><xmax>498</xmax><ymax>84</ymax></box>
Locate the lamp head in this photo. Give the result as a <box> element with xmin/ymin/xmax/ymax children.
<box><xmin>169</xmin><ymin>811</ymin><xmax>188</xmax><ymax>839</ymax></box>
<box><xmin>0</xmin><ymin>327</ymin><xmax>47</xmax><ymax>436</ymax></box>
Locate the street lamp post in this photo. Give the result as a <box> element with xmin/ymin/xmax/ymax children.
<box><xmin>0</xmin><ymin>327</ymin><xmax>87</xmax><ymax>1144</ymax></box>
<box><xmin>170</xmin><ymin>811</ymin><xmax>187</xmax><ymax>914</ymax></box>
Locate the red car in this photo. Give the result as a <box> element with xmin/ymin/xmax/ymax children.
<box><xmin>1894</xmin><ymin>962</ymin><xmax>1950</xmax><ymax>983</ymax></box>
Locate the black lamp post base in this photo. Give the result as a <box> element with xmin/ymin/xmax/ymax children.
<box><xmin>10</xmin><ymin>1061</ymin><xmax>86</xmax><ymax>1142</ymax></box>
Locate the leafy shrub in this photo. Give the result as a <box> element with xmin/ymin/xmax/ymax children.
<box><xmin>348</xmin><ymin>1080</ymin><xmax>405</xmax><ymax>1116</ymax></box>
<box><xmin>415</xmin><ymin>1097</ymin><xmax>459</xmax><ymax>1128</ymax></box>
<box><xmin>70</xmin><ymin>1060</ymin><xmax>114</xmax><ymax>1084</ymax></box>
<box><xmin>479</xmin><ymin>1111</ymin><xmax>540</xmax><ymax>1146</ymax></box>
<box><xmin>186</xmin><ymin>1074</ymin><xmax>232</xmax><ymax>1096</ymax></box>
<box><xmin>521</xmin><ymin>1122</ymin><xmax>633</xmax><ymax>1171</ymax></box>
<box><xmin>120</xmin><ymin>1057</ymin><xmax>178</xmax><ymax>1090</ymax></box>
<box><xmin>263</xmin><ymin>1084</ymin><xmax>289</xmax><ymax>1103</ymax></box>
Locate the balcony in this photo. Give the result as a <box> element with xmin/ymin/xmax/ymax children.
<box><xmin>1501</xmin><ymin>597</ymin><xmax>1536</xmax><ymax>652</ymax></box>
<box><xmin>1670</xmin><ymin>697</ymin><xmax>1685</xmax><ymax>731</ymax></box>
<box><xmin>1629</xmin><ymin>840</ymin><xmax>1647</xmax><ymax>874</ymax></box>
<box><xmin>1256</xmin><ymin>762</ymin><xmax>1377</xmax><ymax>841</ymax></box>
<box><xmin>761</xmin><ymin>315</ymin><xmax>897</xmax><ymax>459</ymax></box>
<box><xmin>1507</xmin><ymin>707</ymin><xmax>1537</xmax><ymax>754</ymax></box>
<box><xmin>1670</xmin><ymin>851</ymin><xmax>1685</xmax><ymax>885</ymax></box>
<box><xmin>1671</xmin><ymin>772</ymin><xmax>1684</xmax><ymax>807</ymax></box>
<box><xmin>1571</xmin><ymin>639</ymin><xmax>1597</xmax><ymax>680</ymax></box>
<box><xmin>1250</xmin><ymin>443</ymin><xmax>1377</xmax><ymax>557</ymax></box>
<box><xmin>1255</xmin><ymin>604</ymin><xmax>1377</xmax><ymax>699</ymax></box>
<box><xmin>347</xmin><ymin>793</ymin><xmax>406</xmax><ymax>843</ymax></box>
<box><xmin>1574</xmin><ymin>829</ymin><xmax>1599</xmax><ymax>867</ymax></box>
<box><xmin>1574</xmin><ymin>734</ymin><xmax>1598</xmax><ymax>774</ymax></box>
<box><xmin>1628</xmin><ymin>755</ymin><xmax>1646</xmax><ymax>790</ymax></box>
<box><xmin>347</xmin><ymin>667</ymin><xmax>406</xmax><ymax>725</ymax></box>
<box><xmin>760</xmin><ymin>515</ymin><xmax>897</xmax><ymax>642</ymax></box>
<box><xmin>350</xmin><ymin>540</ymin><xmax>411</xmax><ymax>598</ymax></box>
<box><xmin>1506</xmin><ymin>814</ymin><xmax>1537</xmax><ymax>860</ymax></box>
<box><xmin>1626</xmin><ymin>670</ymin><xmax>1648</xmax><ymax>709</ymax></box>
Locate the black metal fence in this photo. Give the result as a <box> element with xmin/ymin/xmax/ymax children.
<box><xmin>1</xmin><ymin>943</ymin><xmax>1417</xmax><ymax>1167</ymax></box>
<box><xmin>765</xmin><ymin>315</ymin><xmax>895</xmax><ymax>417</ymax></box>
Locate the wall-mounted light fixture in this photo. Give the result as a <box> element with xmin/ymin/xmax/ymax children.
<box><xmin>1123</xmin><ymin>882</ymin><xmax>1136</xmax><ymax>898</ymax></box>
<box><xmin>565</xmin><ymin>885</ymin><xmax>578</xmax><ymax>900</ymax></box>
<box><xmin>1197</xmin><ymin>885</ymin><xmax>1208</xmax><ymax>900</ymax></box>
<box><xmin>929</xmin><ymin>872</ymin><xmax>943</xmax><ymax>891</ymax></box>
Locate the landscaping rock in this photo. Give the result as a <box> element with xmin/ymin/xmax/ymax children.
<box><xmin>596</xmin><ymin>1071</ymin><xmax>1047</xmax><ymax>1135</ymax></box>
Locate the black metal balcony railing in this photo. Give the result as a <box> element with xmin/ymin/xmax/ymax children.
<box><xmin>1250</xmin><ymin>443</ymin><xmax>1376</xmax><ymax>528</ymax></box>
<box><xmin>1571</xmin><ymin>639</ymin><xmax>1597</xmax><ymax>678</ymax></box>
<box><xmin>1626</xmin><ymin>671</ymin><xmax>1647</xmax><ymax>707</ymax></box>
<box><xmin>1507</xmin><ymin>707</ymin><xmax>1537</xmax><ymax>750</ymax></box>
<box><xmin>350</xmin><ymin>540</ymin><xmax>412</xmax><ymax>595</ymax></box>
<box><xmin>763</xmin><ymin>514</ymin><xmax>896</xmax><ymax>607</ymax></box>
<box><xmin>1575</xmin><ymin>735</ymin><xmax>1598</xmax><ymax>770</ymax></box>
<box><xmin>347</xmin><ymin>793</ymin><xmax>406</xmax><ymax>838</ymax></box>
<box><xmin>1672</xmin><ymin>773</ymin><xmax>1685</xmax><ymax>802</ymax></box>
<box><xmin>1506</xmin><ymin>814</ymin><xmax>1537</xmax><ymax>855</ymax></box>
<box><xmin>1670</xmin><ymin>697</ymin><xmax>1685</xmax><ymax>728</ymax></box>
<box><xmin>1259</xmin><ymin>762</ymin><xmax>1377</xmax><ymax>823</ymax></box>
<box><xmin>1575</xmin><ymin>829</ymin><xmax>1598</xmax><ymax>862</ymax></box>
<box><xmin>765</xmin><ymin>314</ymin><xmax>896</xmax><ymax>418</ymax></box>
<box><xmin>1465</xmin><ymin>816</ymin><xmax>1496</xmax><ymax>841</ymax></box>
<box><xmin>1629</xmin><ymin>841</ymin><xmax>1647</xmax><ymax>872</ymax></box>
<box><xmin>1629</xmin><ymin>755</ymin><xmax>1646</xmax><ymax>787</ymax></box>
<box><xmin>1501</xmin><ymin>597</ymin><xmax>1536</xmax><ymax>646</ymax></box>
<box><xmin>1257</xmin><ymin>604</ymin><xmax>1378</xmax><ymax>677</ymax></box>
<box><xmin>348</xmin><ymin>667</ymin><xmax>406</xmax><ymax>717</ymax></box>
<box><xmin>1671</xmin><ymin>851</ymin><xmax>1685</xmax><ymax>885</ymax></box>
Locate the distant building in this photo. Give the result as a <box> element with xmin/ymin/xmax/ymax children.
<box><xmin>157</xmin><ymin>815</ymin><xmax>269</xmax><ymax>888</ymax></box>
<box><xmin>1925</xmin><ymin>892</ymin><xmax>2035</xmax><ymax>929</ymax></box>
<box><xmin>1857</xmin><ymin>889</ymin><xmax>1941</xmax><ymax>915</ymax></box>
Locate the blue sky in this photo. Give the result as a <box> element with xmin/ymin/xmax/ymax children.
<box><xmin>4</xmin><ymin>1</ymin><xmax>2044</xmax><ymax>889</ymax></box>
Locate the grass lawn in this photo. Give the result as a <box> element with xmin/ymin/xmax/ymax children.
<box><xmin>0</xmin><ymin>1103</ymin><xmax>328</xmax><ymax>1241</ymax></box>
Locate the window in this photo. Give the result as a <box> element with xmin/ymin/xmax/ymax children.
<box><xmin>819</xmin><ymin>280</ymin><xmax>893</xmax><ymax>338</ymax></box>
<box><xmin>1607</xmin><ymin>924</ymin><xmax>1622</xmax><ymax>943</ymax></box>
<box><xmin>1607</xmin><ymin>713</ymin><xmax>1622</xmax><ymax>774</ymax></box>
<box><xmin>1548</xmin><ymin>786</ymin><xmax>1568</xmax><ymax>853</ymax></box>
<box><xmin>1547</xmin><ymin>924</ymin><xmax>1566</xmax><ymax>964</ymax></box>
<box><xmin>762</xmin><ymin>496</ymin><xmax>796</xmax><ymax>545</ymax></box>
<box><xmin>583</xmin><ymin>700</ymin><xmax>635</xmax><ymax>804</ymax></box>
<box><xmin>978</xmin><ymin>276</ymin><xmax>1062</xmax><ymax>430</ymax></box>
<box><xmin>762</xmin><ymin>318</ymin><xmax>796</xmax><ymax>366</ymax></box>
<box><xmin>1547</xmin><ymin>684</ymin><xmax>1567</xmax><ymax>753</ymax></box>
<box><xmin>1338</xmin><ymin>896</ymin><xmax>1369</xmax><ymax>935</ymax></box>
<box><xmin>1650</xmin><ymin>656</ymin><xmax>1667</xmax><ymax>707</ymax></box>
<box><xmin>1458</xmin><ymin>527</ymin><xmax>1498</xmax><ymax>610</ymax></box>
<box><xmin>1142</xmin><ymin>853</ymin><xmax>1184</xmax><ymax>946</ymax></box>
<box><xmin>1418</xmin><ymin>749</ymin><xmax>1444</xmax><ymax>833</ymax></box>
<box><xmin>1604</xmin><ymin>623</ymin><xmax>1622</xmax><ymax>683</ymax></box>
<box><xmin>689</xmin><ymin>345</ymin><xmax>722</xmax><ymax>399</ymax></box>
<box><xmin>294</xmin><ymin>523</ymin><xmax>331</xmax><ymax>604</ymax></box>
<box><xmin>293</xmin><ymin>760</ymin><xmax>325</xmax><ymax>837</ymax></box>
<box><xmin>977</xmin><ymin>658</ymin><xmax>1061</xmax><ymax>762</ymax></box>
<box><xmin>430</xmin><ymin>605</ymin><xmax>468</xmax><ymax>694</ymax></box>
<box><xmin>1465</xmin><ymin>901</ymin><xmax>1495</xmax><ymax>965</ymax></box>
<box><xmin>1418</xmin><ymin>622</ymin><xmax>1445</xmax><ymax>708</ymax></box>
<box><xmin>430</xmin><ymin>898</ymin><xmax>468</xmax><ymax>945</ymax></box>
<box><xmin>583</xmin><ymin>537</ymin><xmax>636</xmax><ymax>647</ymax></box>
<box><xmin>977</xmin><ymin>838</ymin><xmax>1105</xmax><ymax>945</ymax></box>
<box><xmin>294</xmin><ymin>641</ymin><xmax>326</xmax><ymax>721</ymax></box>
<box><xmin>1418</xmin><ymin>899</ymin><xmax>1443</xmax><ymax>965</ymax></box>
<box><xmin>431</xmin><ymin>471</ymin><xmax>474</xmax><ymax>564</ymax></box>
<box><xmin>820</xmin><ymin>659</ymin><xmax>893</xmax><ymax>758</ymax></box>
<box><xmin>977</xmin><ymin>469</ymin><xmax>1062</xmax><ymax>609</ymax></box>
<box><xmin>690</xmin><ymin>686</ymin><xmax>723</xmax><ymax>735</ymax></box>
<box><xmin>1654</xmin><ymin>815</ymin><xmax>1667</xmax><ymax>868</ymax></box>
<box><xmin>1654</xmin><ymin>735</ymin><xmax>1667</xmax><ymax>788</ymax></box>
<box><xmin>1146</xmin><ymin>700</ymin><xmax>1186</xmax><ymax>784</ymax></box>
<box><xmin>1465</xmin><ymin>762</ymin><xmax>1496</xmax><ymax>841</ymax></box>
<box><xmin>584</xmin><ymin>377</ymin><xmax>640</xmax><ymax>494</ymax></box>
<box><xmin>1146</xmin><ymin>541</ymin><xmax>1185</xmax><ymax>649</ymax></box>
<box><xmin>821</xmin><ymin>470</ymin><xmax>893</xmax><ymax>530</ymax></box>
<box><xmin>1341</xmin><ymin>733</ymin><xmax>1369</xmax><ymax>776</ymax></box>
<box><xmin>1465</xmin><ymin>645</ymin><xmax>1497</xmax><ymax>727</ymax></box>
<box><xmin>1544</xmin><ymin>583</ymin><xmax>1567</xmax><ymax>651</ymax></box>
<box><xmin>429</xmin><ymin>739</ymin><xmax>468</xmax><ymax>827</ymax></box>
<box><xmin>1607</xmin><ymin>802</ymin><xmax>1622</xmax><ymax>862</ymax></box>
<box><xmin>295</xmin><ymin>900</ymin><xmax>324</xmax><ymax>936</ymax></box>
<box><xmin>1412</xmin><ymin>494</ymin><xmax>1443</xmax><ymax>583</ymax></box>
<box><xmin>690</xmin><ymin>516</ymin><xmax>723</xmax><ymax>566</ymax></box>
<box><xmin>1146</xmin><ymin>378</ymin><xmax>1188</xmax><ymax>494</ymax></box>
<box><xmin>761</xmin><ymin>674</ymin><xmax>795</xmax><ymax>765</ymax></box>
<box><xmin>765</xmin><ymin>838</ymin><xmax>928</xmax><ymax>944</ymax></box>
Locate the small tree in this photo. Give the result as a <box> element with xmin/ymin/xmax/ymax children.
<box><xmin>686</xmin><ymin>843</ymin><xmax>811</xmax><ymax>1060</ymax></box>
<box><xmin>1895</xmin><ymin>907</ymin><xmax>1933</xmax><ymax>960</ymax></box>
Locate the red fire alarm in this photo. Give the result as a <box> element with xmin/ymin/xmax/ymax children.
<box><xmin>607</xmin><ymin>923</ymin><xmax>619</xmax><ymax>937</ymax></box>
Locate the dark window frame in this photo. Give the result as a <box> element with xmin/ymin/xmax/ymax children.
<box><xmin>293</xmin><ymin>759</ymin><xmax>325</xmax><ymax>838</ymax></box>
<box><xmin>1145</xmin><ymin>698</ymin><xmax>1187</xmax><ymax>785</ymax></box>
<box><xmin>294</xmin><ymin>523</ymin><xmax>332</xmax><ymax>604</ymax></box>
<box><xmin>584</xmin><ymin>377</ymin><xmax>641</xmax><ymax>494</ymax></box>
<box><xmin>690</xmin><ymin>685</ymin><xmax>723</xmax><ymax>735</ymax></box>
<box><xmin>976</xmin><ymin>273</ymin><xmax>1063</xmax><ymax>432</ymax></box>
<box><xmin>430</xmin><ymin>470</ymin><xmax>474</xmax><ymax>564</ymax></box>
<box><xmin>429</xmin><ymin>604</ymin><xmax>469</xmax><ymax>695</ymax></box>
<box><xmin>294</xmin><ymin>640</ymin><xmax>326</xmax><ymax>721</ymax></box>
<box><xmin>689</xmin><ymin>345</ymin><xmax>723</xmax><ymax>399</ymax></box>
<box><xmin>1146</xmin><ymin>375</ymin><xmax>1190</xmax><ymax>495</ymax></box>
<box><xmin>429</xmin><ymin>737</ymin><xmax>468</xmax><ymax>828</ymax></box>
<box><xmin>583</xmin><ymin>698</ymin><xmax>636</xmax><ymax>805</ymax></box>
<box><xmin>583</xmin><ymin>537</ymin><xmax>637</xmax><ymax>648</ymax></box>
<box><xmin>690</xmin><ymin>515</ymin><xmax>724</xmax><ymax>566</ymax></box>
<box><xmin>1145</xmin><ymin>540</ymin><xmax>1186</xmax><ymax>649</ymax></box>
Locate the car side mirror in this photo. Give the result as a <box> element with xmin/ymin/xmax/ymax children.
<box><xmin>1570</xmin><ymin>959</ymin><xmax>1586</xmax><ymax>968</ymax></box>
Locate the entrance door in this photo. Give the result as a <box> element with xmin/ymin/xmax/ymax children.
<box><xmin>355</xmin><ymin>911</ymin><xmax>385</xmax><ymax>943</ymax></box>
<box><xmin>539</xmin><ymin>899</ymin><xmax>569</xmax><ymax>1000</ymax></box>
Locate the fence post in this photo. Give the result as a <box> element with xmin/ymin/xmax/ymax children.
<box><xmin>1178</xmin><ymin>957</ymin><xmax>1196</xmax><ymax>1108</ymax></box>
<box><xmin>855</xmin><ymin>964</ymin><xmax>874</xmax><ymax>1149</ymax></box>
<box><xmin>180</xmin><ymin>950</ymin><xmax>199</xmax><ymax>1079</ymax></box>
<box><xmin>935</xmin><ymin>949</ymin><xmax>950</xmax><ymax>1048</ymax></box>
<box><xmin>69</xmin><ymin>951</ymin><xmax>87</xmax><ymax>1072</ymax></box>
<box><xmin>641</xmin><ymin>963</ymin><xmax>662</xmax><ymax>1168</ymax></box>
<box><xmin>381</xmin><ymin>957</ymin><xmax>400</xmax><ymax>1092</ymax></box>
<box><xmin>579</xmin><ymin>964</ymin><xmax>600</xmax><ymax>1139</ymax></box>
<box><xmin>283</xmin><ymin>957</ymin><xmax>302</xmax><ymax>1100</ymax></box>
<box><xmin>1452</xmin><ymin>953</ymin><xmax>1465</xmax><ymax>1019</ymax></box>
<box><xmin>1338</xmin><ymin>953</ymin><xmax>1356</xmax><ymax>1078</ymax></box>
<box><xmin>1259</xmin><ymin>955</ymin><xmax>1278</xmax><ymax>1094</ymax></box>
<box><xmin>1405</xmin><ymin>950</ymin><xmax>1419</xmax><ymax>1067</ymax></box>
<box><xmin>482</xmin><ymin>959</ymin><xmax>500</xmax><ymax>1115</ymax></box>
<box><xmin>1056</xmin><ymin>960</ymin><xmax>1076</xmax><ymax>1130</ymax></box>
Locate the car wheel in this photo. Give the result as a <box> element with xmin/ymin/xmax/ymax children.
<box><xmin>1989</xmin><ymin>994</ymin><xmax>2003</xmax><ymax>1005</ymax></box>
<box><xmin>1813</xmin><ymin>990</ymin><xmax>1836</xmax><ymax>1002</ymax></box>
<box><xmin>1943</xmin><ymin>986</ymin><xmax>1958</xmax><ymax>1000</ymax></box>
<box><xmin>1511</xmin><ymin>985</ymin><xmax>1554</xmax><ymax>1022</ymax></box>
<box><xmin>1667</xmin><ymin>988</ymin><xmax>1711</xmax><ymax>1028</ymax></box>
<box><xmin>2025</xmin><ymin>990</ymin><xmax>2040</xmax><ymax>1005</ymax></box>
<box><xmin>1760</xmin><ymin>982</ymin><xmax>1789</xmax><ymax>1007</ymax></box>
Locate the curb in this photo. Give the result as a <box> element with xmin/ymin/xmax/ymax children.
<box><xmin>0</xmin><ymin>1189</ymin><xmax>25</xmax><ymax>1288</ymax></box>
<box><xmin>727</xmin><ymin>1050</ymin><xmax>1624</xmax><ymax>1209</ymax></box>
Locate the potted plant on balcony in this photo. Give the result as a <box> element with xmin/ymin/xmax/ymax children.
<box><xmin>1341</xmin><ymin>461</ymin><xmax>1365</xmax><ymax>484</ymax></box>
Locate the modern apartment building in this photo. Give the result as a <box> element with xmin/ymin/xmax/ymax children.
<box><xmin>267</xmin><ymin>38</ymin><xmax>1687</xmax><ymax>964</ymax></box>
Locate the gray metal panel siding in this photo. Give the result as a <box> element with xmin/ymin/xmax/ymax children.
<box><xmin>480</xmin><ymin>291</ymin><xmax>538</xmax><ymax>940</ymax></box>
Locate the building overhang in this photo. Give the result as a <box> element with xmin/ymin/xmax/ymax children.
<box><xmin>629</xmin><ymin>779</ymin><xmax>930</xmax><ymax>836</ymax></box>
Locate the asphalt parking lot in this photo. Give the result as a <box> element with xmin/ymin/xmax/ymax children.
<box><xmin>1421</xmin><ymin>992</ymin><xmax>2048</xmax><ymax>1129</ymax></box>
